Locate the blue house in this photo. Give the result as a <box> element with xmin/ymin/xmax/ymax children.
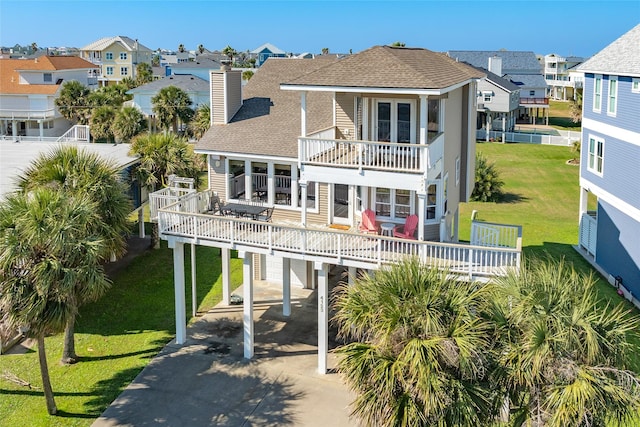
<box><xmin>251</xmin><ymin>43</ymin><xmax>286</xmax><ymax>67</ymax></box>
<box><xmin>577</xmin><ymin>24</ymin><xmax>640</xmax><ymax>306</ymax></box>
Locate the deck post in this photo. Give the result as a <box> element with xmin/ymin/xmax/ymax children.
<box><xmin>316</xmin><ymin>262</ymin><xmax>329</xmax><ymax>374</ymax></box>
<box><xmin>348</xmin><ymin>266</ymin><xmax>357</xmax><ymax>286</ymax></box>
<box><xmin>417</xmin><ymin>192</ymin><xmax>426</xmax><ymax>241</ymax></box>
<box><xmin>172</xmin><ymin>241</ymin><xmax>187</xmax><ymax>344</ymax></box>
<box><xmin>243</xmin><ymin>252</ymin><xmax>254</xmax><ymax>359</ymax></box>
<box><xmin>282</xmin><ymin>257</ymin><xmax>291</xmax><ymax>317</ymax></box>
<box><xmin>191</xmin><ymin>243</ymin><xmax>197</xmax><ymax>317</ymax></box>
<box><xmin>222</xmin><ymin>248</ymin><xmax>231</xmax><ymax>305</ymax></box>
<box><xmin>299</xmin><ymin>181</ymin><xmax>308</xmax><ymax>227</ymax></box>
<box><xmin>138</xmin><ymin>209</ymin><xmax>145</xmax><ymax>238</ymax></box>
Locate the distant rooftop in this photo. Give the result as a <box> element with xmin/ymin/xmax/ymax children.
<box><xmin>81</xmin><ymin>36</ymin><xmax>153</xmax><ymax>53</ymax></box>
<box><xmin>448</xmin><ymin>50</ymin><xmax>541</xmax><ymax>75</ymax></box>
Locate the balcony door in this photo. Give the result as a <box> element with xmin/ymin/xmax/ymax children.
<box><xmin>375</xmin><ymin>100</ymin><xmax>415</xmax><ymax>143</ymax></box>
<box><xmin>331</xmin><ymin>184</ymin><xmax>351</xmax><ymax>225</ymax></box>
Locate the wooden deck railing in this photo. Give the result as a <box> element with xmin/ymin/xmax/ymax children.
<box><xmin>158</xmin><ymin>192</ymin><xmax>521</xmax><ymax>280</ymax></box>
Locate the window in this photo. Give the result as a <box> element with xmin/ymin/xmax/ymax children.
<box><xmin>455</xmin><ymin>157</ymin><xmax>460</xmax><ymax>186</ymax></box>
<box><xmin>529</xmin><ymin>90</ymin><xmax>535</xmax><ymax>97</ymax></box>
<box><xmin>375</xmin><ymin>188</ymin><xmax>413</xmax><ymax>219</ymax></box>
<box><xmin>607</xmin><ymin>77</ymin><xmax>617</xmax><ymax>116</ymax></box>
<box><xmin>105</xmin><ymin>52</ymin><xmax>113</xmax><ymax>60</ymax></box>
<box><xmin>228</xmin><ymin>160</ymin><xmax>246</xmax><ymax>199</ymax></box>
<box><xmin>120</xmin><ymin>67</ymin><xmax>128</xmax><ymax>76</ymax></box>
<box><xmin>120</xmin><ymin>52</ymin><xmax>127</xmax><ymax>60</ymax></box>
<box><xmin>593</xmin><ymin>75</ymin><xmax>602</xmax><ymax>112</ymax></box>
<box><xmin>482</xmin><ymin>91</ymin><xmax>493</xmax><ymax>103</ymax></box>
<box><xmin>43</xmin><ymin>73</ymin><xmax>52</xmax><ymax>83</ymax></box>
<box><xmin>106</xmin><ymin>66</ymin><xmax>114</xmax><ymax>75</ymax></box>
<box><xmin>426</xmin><ymin>184</ymin><xmax>437</xmax><ymax>220</ymax></box>
<box><xmin>375</xmin><ymin>100</ymin><xmax>415</xmax><ymax>143</ymax></box>
<box><xmin>633</xmin><ymin>78</ymin><xmax>640</xmax><ymax>93</ymax></box>
<box><xmin>428</xmin><ymin>99</ymin><xmax>440</xmax><ymax>133</ymax></box>
<box><xmin>588</xmin><ymin>136</ymin><xmax>604</xmax><ymax>175</ymax></box>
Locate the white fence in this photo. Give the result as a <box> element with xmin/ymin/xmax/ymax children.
<box><xmin>477</xmin><ymin>129</ymin><xmax>580</xmax><ymax>146</ymax></box>
<box><xmin>471</xmin><ymin>220</ymin><xmax>522</xmax><ymax>249</ymax></box>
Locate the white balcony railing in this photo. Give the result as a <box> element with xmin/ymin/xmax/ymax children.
<box><xmin>149</xmin><ymin>187</ymin><xmax>197</xmax><ymax>221</ymax></box>
<box><xmin>157</xmin><ymin>191</ymin><xmax>521</xmax><ymax>280</ymax></box>
<box><xmin>579</xmin><ymin>212</ymin><xmax>597</xmax><ymax>256</ymax></box>
<box><xmin>471</xmin><ymin>220</ymin><xmax>522</xmax><ymax>249</ymax></box>
<box><xmin>298</xmin><ymin>135</ymin><xmax>444</xmax><ymax>174</ymax></box>
<box><xmin>56</xmin><ymin>125</ymin><xmax>90</xmax><ymax>143</ymax></box>
<box><xmin>0</xmin><ymin>108</ymin><xmax>57</xmax><ymax>120</ymax></box>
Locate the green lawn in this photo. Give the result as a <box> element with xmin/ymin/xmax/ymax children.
<box><xmin>548</xmin><ymin>99</ymin><xmax>581</xmax><ymax>131</ymax></box>
<box><xmin>0</xmin><ymin>239</ymin><xmax>243</xmax><ymax>427</ymax></box>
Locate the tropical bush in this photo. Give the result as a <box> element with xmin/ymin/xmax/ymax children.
<box><xmin>471</xmin><ymin>152</ymin><xmax>504</xmax><ymax>202</ymax></box>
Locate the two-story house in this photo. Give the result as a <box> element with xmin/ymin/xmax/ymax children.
<box><xmin>544</xmin><ymin>53</ymin><xmax>585</xmax><ymax>101</ymax></box>
<box><xmin>251</xmin><ymin>43</ymin><xmax>286</xmax><ymax>67</ymax></box>
<box><xmin>80</xmin><ymin>36</ymin><xmax>153</xmax><ymax>86</ymax></box>
<box><xmin>152</xmin><ymin>46</ymin><xmax>523</xmax><ymax>373</ymax></box>
<box><xmin>0</xmin><ymin>56</ymin><xmax>98</xmax><ymax>138</ymax></box>
<box><xmin>577</xmin><ymin>24</ymin><xmax>640</xmax><ymax>307</ymax></box>
<box><xmin>449</xmin><ymin>50</ymin><xmax>549</xmax><ymax>125</ymax></box>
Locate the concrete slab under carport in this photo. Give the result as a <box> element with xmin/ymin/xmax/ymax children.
<box><xmin>92</xmin><ymin>274</ymin><xmax>355</xmax><ymax>427</ymax></box>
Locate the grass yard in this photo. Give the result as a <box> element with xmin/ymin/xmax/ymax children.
<box><xmin>0</xmin><ymin>240</ymin><xmax>244</xmax><ymax>427</ymax></box>
<box><xmin>548</xmin><ymin>99</ymin><xmax>581</xmax><ymax>131</ymax></box>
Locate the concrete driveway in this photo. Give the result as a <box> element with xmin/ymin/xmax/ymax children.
<box><xmin>92</xmin><ymin>272</ymin><xmax>355</xmax><ymax>426</ymax></box>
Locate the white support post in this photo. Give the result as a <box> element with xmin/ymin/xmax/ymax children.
<box><xmin>316</xmin><ymin>262</ymin><xmax>329</xmax><ymax>374</ymax></box>
<box><xmin>138</xmin><ymin>209</ymin><xmax>145</xmax><ymax>238</ymax></box>
<box><xmin>579</xmin><ymin>187</ymin><xmax>589</xmax><ymax>221</ymax></box>
<box><xmin>282</xmin><ymin>258</ymin><xmax>291</xmax><ymax>317</ymax></box>
<box><xmin>301</xmin><ymin>91</ymin><xmax>307</xmax><ymax>137</ymax></box>
<box><xmin>191</xmin><ymin>243</ymin><xmax>197</xmax><ymax>317</ymax></box>
<box><xmin>222</xmin><ymin>248</ymin><xmax>231</xmax><ymax>305</ymax></box>
<box><xmin>417</xmin><ymin>192</ymin><xmax>426</xmax><ymax>241</ymax></box>
<box><xmin>243</xmin><ymin>253</ymin><xmax>254</xmax><ymax>359</ymax></box>
<box><xmin>348</xmin><ymin>267</ymin><xmax>357</xmax><ymax>286</ymax></box>
<box><xmin>173</xmin><ymin>241</ymin><xmax>187</xmax><ymax>344</ymax></box>
<box><xmin>299</xmin><ymin>181</ymin><xmax>308</xmax><ymax>227</ymax></box>
<box><xmin>244</xmin><ymin>160</ymin><xmax>252</xmax><ymax>200</ymax></box>
<box><xmin>419</xmin><ymin>95</ymin><xmax>427</xmax><ymax>145</ymax></box>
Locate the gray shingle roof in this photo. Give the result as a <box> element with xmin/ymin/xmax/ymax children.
<box><xmin>196</xmin><ymin>57</ymin><xmax>337</xmax><ymax>158</ymax></box>
<box><xmin>169</xmin><ymin>57</ymin><xmax>221</xmax><ymax>70</ymax></box>
<box><xmin>448</xmin><ymin>50</ymin><xmax>541</xmax><ymax>74</ymax></box>
<box><xmin>578</xmin><ymin>24</ymin><xmax>640</xmax><ymax>76</ymax></box>
<box><xmin>127</xmin><ymin>74</ymin><xmax>209</xmax><ymax>93</ymax></box>
<box><xmin>465</xmin><ymin>63</ymin><xmax>519</xmax><ymax>92</ymax></box>
<box><xmin>80</xmin><ymin>36</ymin><xmax>152</xmax><ymax>52</ymax></box>
<box><xmin>503</xmin><ymin>73</ymin><xmax>548</xmax><ymax>89</ymax></box>
<box><xmin>283</xmin><ymin>45</ymin><xmax>484</xmax><ymax>91</ymax></box>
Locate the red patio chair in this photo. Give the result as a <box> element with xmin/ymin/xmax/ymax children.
<box><xmin>359</xmin><ymin>209</ymin><xmax>379</xmax><ymax>234</ymax></box>
<box><xmin>393</xmin><ymin>214</ymin><xmax>418</xmax><ymax>239</ymax></box>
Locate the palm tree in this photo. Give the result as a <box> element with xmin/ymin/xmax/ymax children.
<box><xmin>222</xmin><ymin>45</ymin><xmax>236</xmax><ymax>64</ymax></box>
<box><xmin>0</xmin><ymin>188</ymin><xmax>108</xmax><ymax>414</ymax></box>
<box><xmin>151</xmin><ymin>85</ymin><xmax>194</xmax><ymax>133</ymax></box>
<box><xmin>491</xmin><ymin>257</ymin><xmax>640</xmax><ymax>426</ymax></box>
<box><xmin>129</xmin><ymin>133</ymin><xmax>203</xmax><ymax>248</ymax></box>
<box><xmin>333</xmin><ymin>258</ymin><xmax>499</xmax><ymax>426</ymax></box>
<box><xmin>242</xmin><ymin>70</ymin><xmax>254</xmax><ymax>81</ymax></box>
<box><xmin>188</xmin><ymin>104</ymin><xmax>210</xmax><ymax>139</ymax></box>
<box><xmin>113</xmin><ymin>106</ymin><xmax>146</xmax><ymax>143</ymax></box>
<box><xmin>471</xmin><ymin>153</ymin><xmax>504</xmax><ymax>202</ymax></box>
<box><xmin>197</xmin><ymin>44</ymin><xmax>205</xmax><ymax>54</ymax></box>
<box><xmin>136</xmin><ymin>62</ymin><xmax>153</xmax><ymax>86</ymax></box>
<box><xmin>90</xmin><ymin>105</ymin><xmax>116</xmax><ymax>143</ymax></box>
<box><xmin>321</xmin><ymin>47</ymin><xmax>329</xmax><ymax>55</ymax></box>
<box><xmin>55</xmin><ymin>80</ymin><xmax>91</xmax><ymax>124</ymax></box>
<box><xmin>30</xmin><ymin>42</ymin><xmax>38</xmax><ymax>53</ymax></box>
<box><xmin>16</xmin><ymin>145</ymin><xmax>131</xmax><ymax>364</ymax></box>
<box><xmin>178</xmin><ymin>43</ymin><xmax>185</xmax><ymax>53</ymax></box>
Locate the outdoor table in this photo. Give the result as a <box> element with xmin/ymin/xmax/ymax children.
<box><xmin>221</xmin><ymin>203</ymin><xmax>268</xmax><ymax>220</ymax></box>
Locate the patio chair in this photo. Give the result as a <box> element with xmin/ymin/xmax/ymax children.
<box><xmin>359</xmin><ymin>209</ymin><xmax>379</xmax><ymax>234</ymax></box>
<box><xmin>393</xmin><ymin>214</ymin><xmax>418</xmax><ymax>239</ymax></box>
<box><xmin>257</xmin><ymin>206</ymin><xmax>274</xmax><ymax>222</ymax></box>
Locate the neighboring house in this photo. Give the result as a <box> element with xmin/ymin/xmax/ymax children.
<box><xmin>127</xmin><ymin>74</ymin><xmax>209</xmax><ymax>124</ymax></box>
<box><xmin>150</xmin><ymin>46</ymin><xmax>524</xmax><ymax>373</ymax></box>
<box><xmin>577</xmin><ymin>24</ymin><xmax>640</xmax><ymax>307</ymax></box>
<box><xmin>544</xmin><ymin>53</ymin><xmax>585</xmax><ymax>100</ymax></box>
<box><xmin>251</xmin><ymin>43</ymin><xmax>286</xmax><ymax>67</ymax></box>
<box><xmin>449</xmin><ymin>50</ymin><xmax>549</xmax><ymax>124</ymax></box>
<box><xmin>79</xmin><ymin>36</ymin><xmax>153</xmax><ymax>86</ymax></box>
<box><xmin>165</xmin><ymin>57</ymin><xmax>221</xmax><ymax>81</ymax></box>
<box><xmin>0</xmin><ymin>56</ymin><xmax>99</xmax><ymax>138</ymax></box>
<box><xmin>471</xmin><ymin>64</ymin><xmax>521</xmax><ymax>132</ymax></box>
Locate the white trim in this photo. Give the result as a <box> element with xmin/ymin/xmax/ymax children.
<box><xmin>372</xmin><ymin>187</ymin><xmax>415</xmax><ymax>222</ymax></box>
<box><xmin>586</xmin><ymin>134</ymin><xmax>604</xmax><ymax>177</ymax></box>
<box><xmin>580</xmin><ymin>178</ymin><xmax>640</xmax><ymax>221</ymax></box>
<box><xmin>593</xmin><ymin>74</ymin><xmax>602</xmax><ymax>113</ymax></box>
<box><xmin>582</xmin><ymin>117</ymin><xmax>640</xmax><ymax>147</ymax></box>
<box><xmin>606</xmin><ymin>76</ymin><xmax>618</xmax><ymax>117</ymax></box>
<box><xmin>455</xmin><ymin>157</ymin><xmax>460</xmax><ymax>186</ymax></box>
<box><xmin>280</xmin><ymin>79</ymin><xmax>477</xmax><ymax>96</ymax></box>
<box><xmin>373</xmin><ymin>98</ymin><xmax>417</xmax><ymax>143</ymax></box>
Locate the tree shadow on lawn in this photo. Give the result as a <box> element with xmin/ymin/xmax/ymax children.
<box><xmin>498</xmin><ymin>192</ymin><xmax>528</xmax><ymax>204</ymax></box>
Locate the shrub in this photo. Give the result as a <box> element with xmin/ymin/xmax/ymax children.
<box><xmin>471</xmin><ymin>153</ymin><xmax>504</xmax><ymax>202</ymax></box>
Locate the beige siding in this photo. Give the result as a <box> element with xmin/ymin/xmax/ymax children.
<box><xmin>442</xmin><ymin>86</ymin><xmax>464</xmax><ymax>241</ymax></box>
<box><xmin>270</xmin><ymin>183</ymin><xmax>329</xmax><ymax>225</ymax></box>
<box><xmin>335</xmin><ymin>93</ymin><xmax>355</xmax><ymax>140</ymax></box>
<box><xmin>225</xmin><ymin>70</ymin><xmax>242</xmax><ymax>123</ymax></box>
<box><xmin>208</xmin><ymin>155</ymin><xmax>227</xmax><ymax>199</ymax></box>
<box><xmin>210</xmin><ymin>72</ymin><xmax>225</xmax><ymax>125</ymax></box>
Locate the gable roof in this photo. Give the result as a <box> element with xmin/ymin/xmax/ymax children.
<box><xmin>196</xmin><ymin>57</ymin><xmax>338</xmax><ymax>158</ymax></box>
<box><xmin>0</xmin><ymin>56</ymin><xmax>98</xmax><ymax>95</ymax></box>
<box><xmin>448</xmin><ymin>50</ymin><xmax>541</xmax><ymax>74</ymax></box>
<box><xmin>251</xmin><ymin>43</ymin><xmax>285</xmax><ymax>54</ymax></box>
<box><xmin>578</xmin><ymin>24</ymin><xmax>640</xmax><ymax>76</ymax></box>
<box><xmin>282</xmin><ymin>45</ymin><xmax>484</xmax><ymax>92</ymax></box>
<box><xmin>169</xmin><ymin>57</ymin><xmax>221</xmax><ymax>70</ymax></box>
<box><xmin>465</xmin><ymin>63</ymin><xmax>519</xmax><ymax>93</ymax></box>
<box><xmin>80</xmin><ymin>36</ymin><xmax>153</xmax><ymax>52</ymax></box>
<box><xmin>504</xmin><ymin>73</ymin><xmax>548</xmax><ymax>89</ymax></box>
<box><xmin>127</xmin><ymin>74</ymin><xmax>209</xmax><ymax>94</ymax></box>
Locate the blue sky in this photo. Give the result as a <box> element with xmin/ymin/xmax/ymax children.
<box><xmin>1</xmin><ymin>1</ymin><xmax>638</xmax><ymax>57</ymax></box>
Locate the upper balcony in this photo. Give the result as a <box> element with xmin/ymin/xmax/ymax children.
<box><xmin>520</xmin><ymin>97</ymin><xmax>549</xmax><ymax>106</ymax></box>
<box><xmin>0</xmin><ymin>108</ymin><xmax>57</xmax><ymax>121</ymax></box>
<box><xmin>298</xmin><ymin>127</ymin><xmax>444</xmax><ymax>186</ymax></box>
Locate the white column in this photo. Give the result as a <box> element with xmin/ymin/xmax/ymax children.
<box><xmin>267</xmin><ymin>163</ymin><xmax>275</xmax><ymax>206</ymax></box>
<box><xmin>191</xmin><ymin>243</ymin><xmax>197</xmax><ymax>317</ymax></box>
<box><xmin>419</xmin><ymin>95</ymin><xmax>427</xmax><ymax>145</ymax></box>
<box><xmin>222</xmin><ymin>248</ymin><xmax>231</xmax><ymax>305</ymax></box>
<box><xmin>38</xmin><ymin>120</ymin><xmax>44</xmax><ymax>139</ymax></box>
<box><xmin>348</xmin><ymin>267</ymin><xmax>357</xmax><ymax>286</ymax></box>
<box><xmin>282</xmin><ymin>258</ymin><xmax>291</xmax><ymax>317</ymax></box>
<box><xmin>138</xmin><ymin>209</ymin><xmax>145</xmax><ymax>238</ymax></box>
<box><xmin>316</xmin><ymin>262</ymin><xmax>329</xmax><ymax>374</ymax></box>
<box><xmin>417</xmin><ymin>192</ymin><xmax>426</xmax><ymax>241</ymax></box>
<box><xmin>301</xmin><ymin>92</ymin><xmax>307</xmax><ymax>137</ymax></box>
<box><xmin>299</xmin><ymin>181</ymin><xmax>308</xmax><ymax>227</ymax></box>
<box><xmin>243</xmin><ymin>252</ymin><xmax>254</xmax><ymax>359</ymax></box>
<box><xmin>172</xmin><ymin>241</ymin><xmax>187</xmax><ymax>344</ymax></box>
<box><xmin>579</xmin><ymin>187</ymin><xmax>589</xmax><ymax>221</ymax></box>
<box><xmin>244</xmin><ymin>160</ymin><xmax>252</xmax><ymax>200</ymax></box>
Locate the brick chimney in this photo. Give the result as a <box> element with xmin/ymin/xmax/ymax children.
<box><xmin>488</xmin><ymin>55</ymin><xmax>502</xmax><ymax>76</ymax></box>
<box><xmin>210</xmin><ymin>63</ymin><xmax>242</xmax><ymax>125</ymax></box>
